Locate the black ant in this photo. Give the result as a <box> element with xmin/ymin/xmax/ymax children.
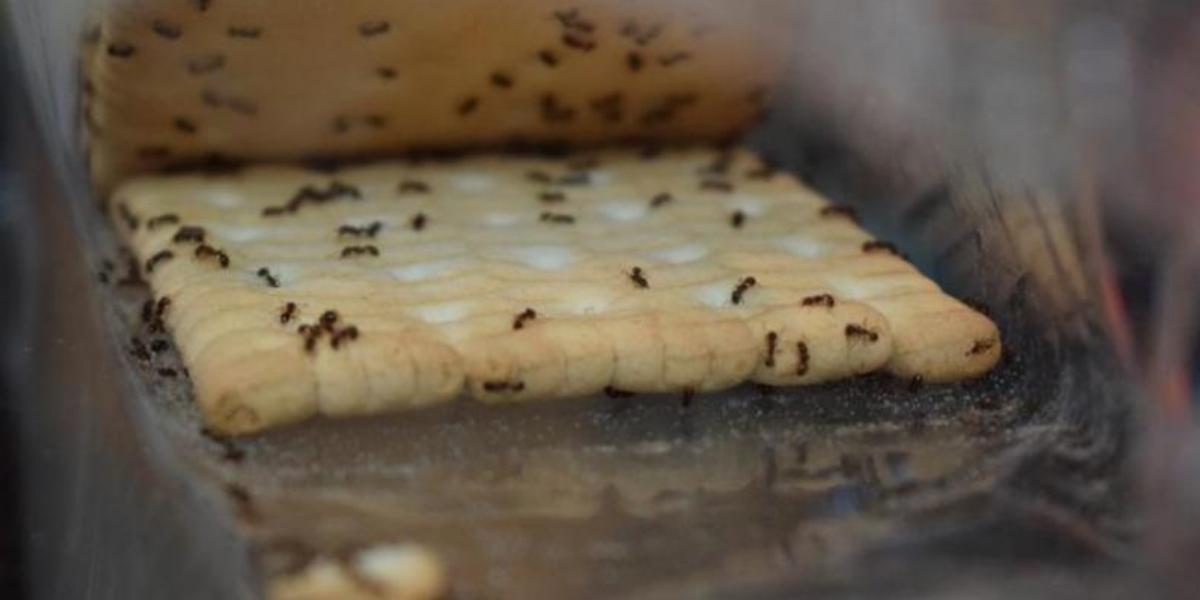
<box><xmin>604</xmin><ymin>386</ymin><xmax>634</xmax><ymax>399</ymax></box>
<box><xmin>967</xmin><ymin>338</ymin><xmax>996</xmax><ymax>356</ymax></box>
<box><xmin>256</xmin><ymin>267</ymin><xmax>280</xmax><ymax>288</ymax></box>
<box><xmin>862</xmin><ymin>240</ymin><xmax>899</xmax><ymax>255</ymax></box>
<box><xmin>539</xmin><ymin>211</ymin><xmax>575</xmax><ymax>224</ymax></box>
<box><xmin>147</xmin><ymin>214</ymin><xmax>180</xmax><ymax>230</ymax></box>
<box><xmin>337</xmin><ymin>221</ymin><xmax>382</xmax><ymax>238</ymax></box>
<box><xmin>172</xmin><ymin>225</ymin><xmax>205</xmax><ymax>244</ymax></box>
<box><xmin>483</xmin><ymin>380</ymin><xmax>525</xmax><ymax>392</ymax></box>
<box><xmin>340</xmin><ymin>245</ymin><xmax>380</xmax><ymax>258</ymax></box>
<box><xmin>765</xmin><ymin>331</ymin><xmax>778</xmax><ymax>367</ymax></box>
<box><xmin>279</xmin><ymin>302</ymin><xmax>297</xmax><ymax>325</ymax></box>
<box><xmin>145</xmin><ymin>250</ymin><xmax>174</xmax><ymax>273</ymax></box>
<box><xmin>513</xmin><ymin>308</ymin><xmax>537</xmax><ymax>330</ymax></box>
<box><xmin>819</xmin><ymin>205</ymin><xmax>858</xmax><ymax>221</ymax></box>
<box><xmin>796</xmin><ymin>342</ymin><xmax>810</xmax><ymax>376</ymax></box>
<box><xmin>628</xmin><ymin>266</ymin><xmax>649</xmax><ymax>288</ymax></box>
<box><xmin>731</xmin><ymin>276</ymin><xmax>757</xmax><ymax>304</ymax></box>
<box><xmin>398</xmin><ymin>179</ymin><xmax>431</xmax><ymax>194</ymax></box>
<box><xmin>701</xmin><ymin>179</ymin><xmax>734</xmax><ymax>193</ymax></box>
<box><xmin>194</xmin><ymin>244</ymin><xmax>230</xmax><ymax>268</ymax></box>
<box><xmin>801</xmin><ymin>294</ymin><xmax>835</xmax><ymax>308</ymax></box>
<box><xmin>845</xmin><ymin>324</ymin><xmax>879</xmax><ymax>342</ymax></box>
<box><xmin>330</xmin><ymin>326</ymin><xmax>359</xmax><ymax>349</ymax></box>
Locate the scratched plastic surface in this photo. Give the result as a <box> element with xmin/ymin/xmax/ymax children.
<box><xmin>11</xmin><ymin>1</ymin><xmax>1143</xmax><ymax>598</ymax></box>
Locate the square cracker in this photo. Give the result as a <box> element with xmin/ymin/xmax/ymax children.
<box><xmin>83</xmin><ymin>0</ymin><xmax>792</xmax><ymax>191</ymax></box>
<box><xmin>110</xmin><ymin>147</ymin><xmax>1000</xmax><ymax>435</ymax></box>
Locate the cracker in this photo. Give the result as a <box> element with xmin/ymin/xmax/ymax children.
<box><xmin>110</xmin><ymin>147</ymin><xmax>1001</xmax><ymax>434</ymax></box>
<box><xmin>83</xmin><ymin>0</ymin><xmax>793</xmax><ymax>190</ymax></box>
<box><xmin>268</xmin><ymin>543</ymin><xmax>447</xmax><ymax>600</ymax></box>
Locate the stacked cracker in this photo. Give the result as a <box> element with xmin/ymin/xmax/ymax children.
<box><xmin>84</xmin><ymin>0</ymin><xmax>790</xmax><ymax>190</ymax></box>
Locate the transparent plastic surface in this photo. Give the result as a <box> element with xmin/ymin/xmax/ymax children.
<box><xmin>5</xmin><ymin>1</ymin><xmax>1197</xmax><ymax>598</ymax></box>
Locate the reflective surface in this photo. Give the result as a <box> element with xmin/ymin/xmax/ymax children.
<box><xmin>6</xmin><ymin>1</ymin><xmax>1183</xmax><ymax>598</ymax></box>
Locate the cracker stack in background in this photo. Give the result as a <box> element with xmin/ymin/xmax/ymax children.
<box><xmin>83</xmin><ymin>0</ymin><xmax>791</xmax><ymax>191</ymax></box>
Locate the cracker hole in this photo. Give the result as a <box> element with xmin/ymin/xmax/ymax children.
<box><xmin>595</xmin><ymin>201</ymin><xmax>647</xmax><ymax>222</ymax></box>
<box><xmin>483</xmin><ymin>213</ymin><xmax>522</xmax><ymax>227</ymax></box>
<box><xmin>729</xmin><ymin>195</ymin><xmax>767</xmax><ymax>216</ymax></box>
<box><xmin>499</xmin><ymin>246</ymin><xmax>577</xmax><ymax>271</ymax></box>
<box><xmin>212</xmin><ymin>225</ymin><xmax>265</xmax><ymax>243</ymax></box>
<box><xmin>411</xmin><ymin>302</ymin><xmax>472</xmax><ymax>324</ymax></box>
<box><xmin>391</xmin><ymin>258</ymin><xmax>469</xmax><ymax>282</ymax></box>
<box><xmin>450</xmin><ymin>174</ymin><xmax>494</xmax><ymax>192</ymax></box>
<box><xmin>775</xmin><ymin>236</ymin><xmax>829</xmax><ymax>259</ymax></box>
<box><xmin>649</xmin><ymin>244</ymin><xmax>709</xmax><ymax>264</ymax></box>
<box><xmin>693</xmin><ymin>282</ymin><xmax>736</xmax><ymax>308</ymax></box>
